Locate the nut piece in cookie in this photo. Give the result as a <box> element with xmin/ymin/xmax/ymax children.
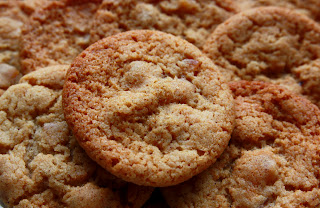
<box><xmin>63</xmin><ymin>30</ymin><xmax>235</xmax><ymax>187</ymax></box>
<box><xmin>90</xmin><ymin>0</ymin><xmax>237</xmax><ymax>49</ymax></box>
<box><xmin>0</xmin><ymin>65</ymin><xmax>153</xmax><ymax>208</ymax></box>
<box><xmin>161</xmin><ymin>81</ymin><xmax>320</xmax><ymax>207</ymax></box>
<box><xmin>203</xmin><ymin>7</ymin><xmax>320</xmax><ymax>108</ymax></box>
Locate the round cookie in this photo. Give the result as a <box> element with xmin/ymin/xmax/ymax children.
<box><xmin>233</xmin><ymin>0</ymin><xmax>320</xmax><ymax>21</ymax></box>
<box><xmin>20</xmin><ymin>0</ymin><xmax>102</xmax><ymax>74</ymax></box>
<box><xmin>90</xmin><ymin>0</ymin><xmax>237</xmax><ymax>49</ymax></box>
<box><xmin>203</xmin><ymin>7</ymin><xmax>320</xmax><ymax>108</ymax></box>
<box><xmin>0</xmin><ymin>65</ymin><xmax>153</xmax><ymax>208</ymax></box>
<box><xmin>161</xmin><ymin>81</ymin><xmax>320</xmax><ymax>207</ymax></box>
<box><xmin>63</xmin><ymin>30</ymin><xmax>235</xmax><ymax>187</ymax></box>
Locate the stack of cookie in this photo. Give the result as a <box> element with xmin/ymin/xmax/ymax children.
<box><xmin>0</xmin><ymin>0</ymin><xmax>320</xmax><ymax>207</ymax></box>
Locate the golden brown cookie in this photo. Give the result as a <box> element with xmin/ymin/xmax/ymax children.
<box><xmin>0</xmin><ymin>0</ymin><xmax>31</xmax><ymax>92</ymax></box>
<box><xmin>0</xmin><ymin>0</ymin><xmax>51</xmax><ymax>69</ymax></box>
<box><xmin>0</xmin><ymin>0</ymin><xmax>30</xmax><ymax>22</ymax></box>
<box><xmin>0</xmin><ymin>0</ymin><xmax>53</xmax><ymax>94</ymax></box>
<box><xmin>203</xmin><ymin>6</ymin><xmax>320</xmax><ymax>108</ymax></box>
<box><xmin>20</xmin><ymin>0</ymin><xmax>102</xmax><ymax>74</ymax></box>
<box><xmin>19</xmin><ymin>0</ymin><xmax>51</xmax><ymax>15</ymax></box>
<box><xmin>0</xmin><ymin>64</ymin><xmax>20</xmax><ymax>97</ymax></box>
<box><xmin>234</xmin><ymin>0</ymin><xmax>320</xmax><ymax>21</ymax></box>
<box><xmin>90</xmin><ymin>0</ymin><xmax>237</xmax><ymax>49</ymax></box>
<box><xmin>63</xmin><ymin>30</ymin><xmax>235</xmax><ymax>187</ymax></box>
<box><xmin>0</xmin><ymin>65</ymin><xmax>153</xmax><ymax>208</ymax></box>
<box><xmin>161</xmin><ymin>81</ymin><xmax>320</xmax><ymax>208</ymax></box>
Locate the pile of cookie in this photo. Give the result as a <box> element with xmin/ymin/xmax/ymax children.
<box><xmin>1</xmin><ymin>0</ymin><xmax>320</xmax><ymax>207</ymax></box>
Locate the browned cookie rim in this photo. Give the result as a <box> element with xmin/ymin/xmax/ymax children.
<box><xmin>63</xmin><ymin>30</ymin><xmax>234</xmax><ymax>187</ymax></box>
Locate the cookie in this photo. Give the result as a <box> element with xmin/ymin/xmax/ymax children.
<box><xmin>19</xmin><ymin>0</ymin><xmax>55</xmax><ymax>16</ymax></box>
<box><xmin>234</xmin><ymin>0</ymin><xmax>320</xmax><ymax>21</ymax></box>
<box><xmin>90</xmin><ymin>0</ymin><xmax>237</xmax><ymax>49</ymax></box>
<box><xmin>0</xmin><ymin>16</ymin><xmax>22</xmax><ymax>71</ymax></box>
<box><xmin>62</xmin><ymin>30</ymin><xmax>234</xmax><ymax>187</ymax></box>
<box><xmin>0</xmin><ymin>0</ymin><xmax>56</xmax><ymax>95</ymax></box>
<box><xmin>0</xmin><ymin>1</ymin><xmax>30</xmax><ymax>93</ymax></box>
<box><xmin>0</xmin><ymin>0</ymin><xmax>29</xmax><ymax>22</ymax></box>
<box><xmin>161</xmin><ymin>81</ymin><xmax>320</xmax><ymax>207</ymax></box>
<box><xmin>0</xmin><ymin>64</ymin><xmax>21</xmax><ymax>96</ymax></box>
<box><xmin>0</xmin><ymin>65</ymin><xmax>153</xmax><ymax>208</ymax></box>
<box><xmin>203</xmin><ymin>7</ymin><xmax>320</xmax><ymax>107</ymax></box>
<box><xmin>20</xmin><ymin>0</ymin><xmax>102</xmax><ymax>74</ymax></box>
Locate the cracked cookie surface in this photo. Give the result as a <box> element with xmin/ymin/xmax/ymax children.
<box><xmin>161</xmin><ymin>81</ymin><xmax>320</xmax><ymax>208</ymax></box>
<box><xmin>203</xmin><ymin>7</ymin><xmax>320</xmax><ymax>108</ymax></box>
<box><xmin>63</xmin><ymin>30</ymin><xmax>235</xmax><ymax>187</ymax></box>
<box><xmin>0</xmin><ymin>65</ymin><xmax>153</xmax><ymax>208</ymax></box>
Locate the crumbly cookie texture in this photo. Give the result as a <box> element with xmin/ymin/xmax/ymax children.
<box><xmin>234</xmin><ymin>0</ymin><xmax>320</xmax><ymax>21</ymax></box>
<box><xmin>0</xmin><ymin>16</ymin><xmax>22</xmax><ymax>71</ymax></box>
<box><xmin>161</xmin><ymin>81</ymin><xmax>320</xmax><ymax>208</ymax></box>
<box><xmin>19</xmin><ymin>0</ymin><xmax>51</xmax><ymax>15</ymax></box>
<box><xmin>0</xmin><ymin>63</ymin><xmax>21</xmax><ymax>97</ymax></box>
<box><xmin>0</xmin><ymin>0</ymin><xmax>54</xmax><ymax>95</ymax></box>
<box><xmin>0</xmin><ymin>65</ymin><xmax>153</xmax><ymax>208</ymax></box>
<box><xmin>63</xmin><ymin>30</ymin><xmax>234</xmax><ymax>187</ymax></box>
<box><xmin>90</xmin><ymin>0</ymin><xmax>237</xmax><ymax>49</ymax></box>
<box><xmin>20</xmin><ymin>0</ymin><xmax>102</xmax><ymax>74</ymax></box>
<box><xmin>0</xmin><ymin>1</ymin><xmax>31</xmax><ymax>93</ymax></box>
<box><xmin>0</xmin><ymin>0</ymin><xmax>52</xmax><ymax>70</ymax></box>
<box><xmin>203</xmin><ymin>6</ymin><xmax>320</xmax><ymax>108</ymax></box>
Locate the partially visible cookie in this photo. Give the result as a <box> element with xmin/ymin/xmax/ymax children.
<box><xmin>161</xmin><ymin>81</ymin><xmax>320</xmax><ymax>207</ymax></box>
<box><xmin>203</xmin><ymin>7</ymin><xmax>320</xmax><ymax>107</ymax></box>
<box><xmin>20</xmin><ymin>0</ymin><xmax>102</xmax><ymax>74</ymax></box>
<box><xmin>0</xmin><ymin>1</ymin><xmax>29</xmax><ymax>22</ymax></box>
<box><xmin>0</xmin><ymin>65</ymin><xmax>153</xmax><ymax>208</ymax></box>
<box><xmin>0</xmin><ymin>1</ymin><xmax>30</xmax><ymax>93</ymax></box>
<box><xmin>0</xmin><ymin>0</ymin><xmax>54</xmax><ymax>95</ymax></box>
<box><xmin>234</xmin><ymin>0</ymin><xmax>320</xmax><ymax>21</ymax></box>
<box><xmin>63</xmin><ymin>30</ymin><xmax>235</xmax><ymax>187</ymax></box>
<box><xmin>90</xmin><ymin>0</ymin><xmax>237</xmax><ymax>49</ymax></box>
